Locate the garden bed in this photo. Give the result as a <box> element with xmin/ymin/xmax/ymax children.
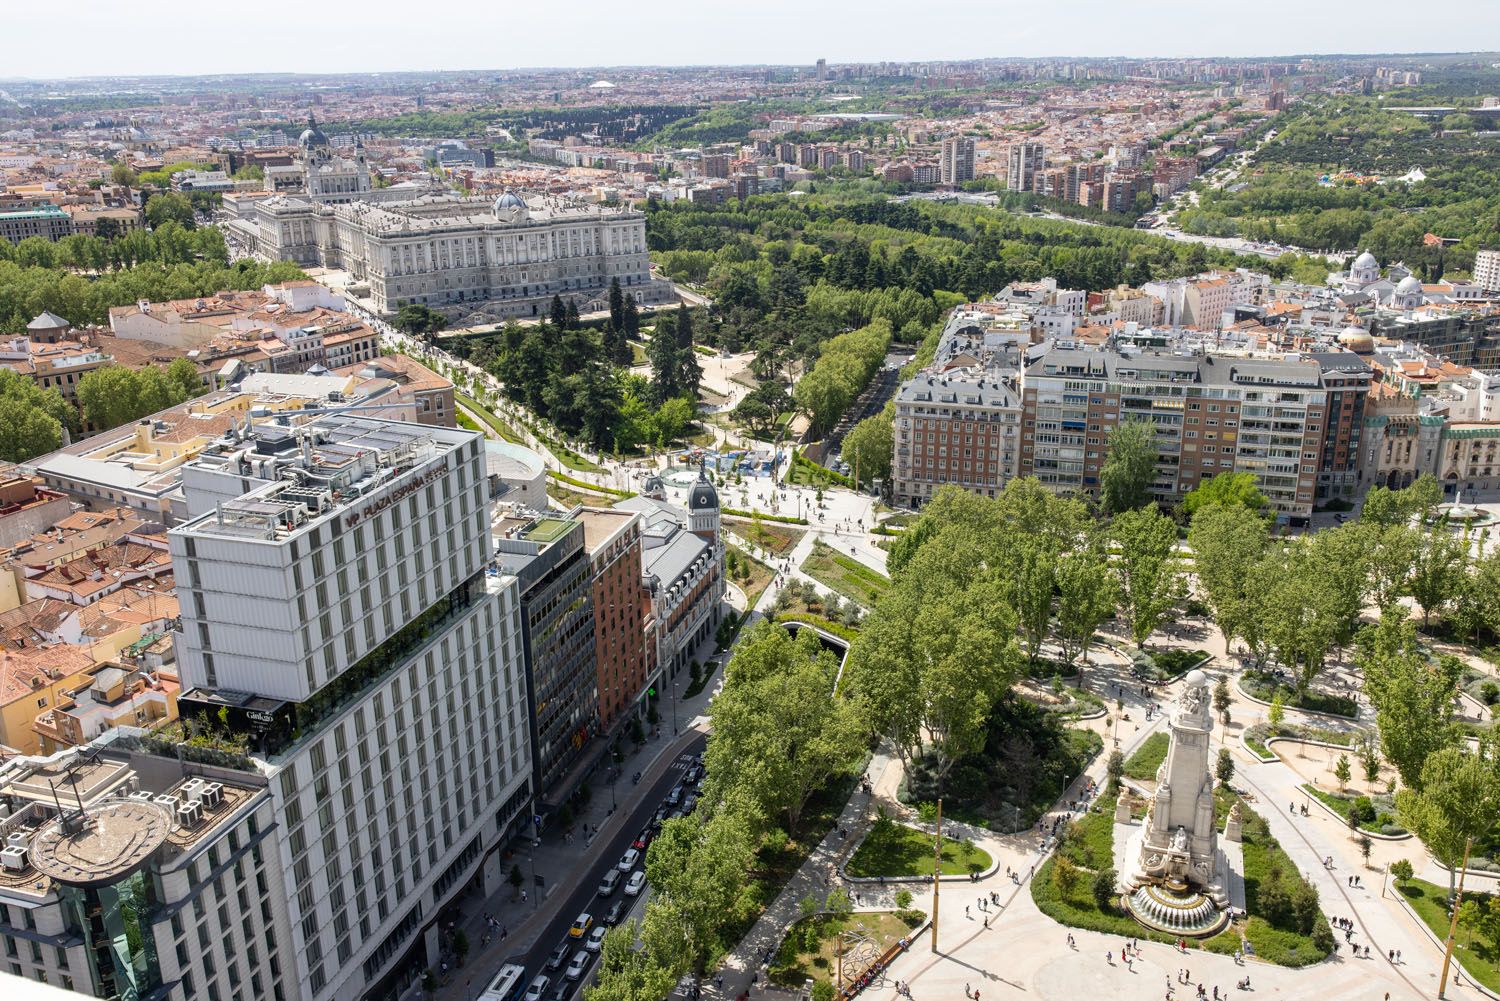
<box><xmin>1131</xmin><ymin>647</ymin><xmax>1212</xmax><ymax>681</ymax></box>
<box><xmin>1300</xmin><ymin>785</ymin><xmax>1407</xmax><ymax>837</ymax></box>
<box><xmin>1240</xmin><ymin>673</ymin><xmax>1358</xmax><ymax>719</ymax></box>
<box><xmin>768</xmin><ymin>911</ymin><xmax>921</xmax><ymax>989</ymax></box>
<box><xmin>802</xmin><ymin>542</ymin><xmax>890</xmax><ymax>609</ymax></box>
<box><xmin>846</xmin><ymin>819</ymin><xmax>992</xmax><ymax>878</ymax></box>
<box><xmin>738</xmin><ymin>519</ymin><xmax>805</xmax><ymax>556</ymax></box>
<box><xmin>1243</xmin><ymin>722</ymin><xmax>1357</xmax><ymax>760</ymax></box>
<box><xmin>726</xmin><ymin>545</ymin><xmax>776</xmax><ymax>611</ymax></box>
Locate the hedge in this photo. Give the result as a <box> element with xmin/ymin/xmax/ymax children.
<box><xmin>546</xmin><ymin>469</ymin><xmax>633</xmax><ymax>497</ymax></box>
<box><xmin>725</xmin><ymin>508</ymin><xmax>809</xmax><ymax>525</ymax></box>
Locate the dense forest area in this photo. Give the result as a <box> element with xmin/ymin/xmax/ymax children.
<box><xmin>647</xmin><ymin>190</ymin><xmax>1296</xmax><ymax>372</ymax></box>
<box><xmin>1177</xmin><ymin>91</ymin><xmax>1500</xmax><ymax>269</ymax></box>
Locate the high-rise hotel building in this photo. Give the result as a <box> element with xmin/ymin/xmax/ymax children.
<box><xmin>0</xmin><ymin>416</ymin><xmax>532</xmax><ymax>1001</ymax></box>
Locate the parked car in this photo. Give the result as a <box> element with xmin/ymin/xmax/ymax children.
<box><xmin>617</xmin><ymin>849</ymin><xmax>640</xmax><ymax>872</ymax></box>
<box><xmin>632</xmin><ymin>828</ymin><xmax>654</xmax><ymax>851</ymax></box>
<box><xmin>624</xmin><ymin>871</ymin><xmax>647</xmax><ymax>897</ymax></box>
<box><xmin>665</xmin><ymin>784</ymin><xmax>684</xmax><ymax>807</ymax></box>
<box><xmin>524</xmin><ymin>976</ymin><xmax>550</xmax><ymax>1001</ymax></box>
<box><xmin>585</xmin><ymin>926</ymin><xmax>608</xmax><ymax>954</ymax></box>
<box><xmin>546</xmin><ymin>943</ymin><xmax>570</xmax><ymax>971</ymax></box>
<box><xmin>598</xmin><ymin>870</ymin><xmax>621</xmax><ymax>897</ymax></box>
<box><xmin>565</xmin><ymin>952</ymin><xmax>589</xmax><ymax>981</ymax></box>
<box><xmin>569</xmin><ymin>913</ymin><xmax>593</xmax><ymax>938</ymax></box>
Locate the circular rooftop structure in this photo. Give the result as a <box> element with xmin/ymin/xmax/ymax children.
<box><xmin>30</xmin><ymin>800</ymin><xmax>173</xmax><ymax>889</ymax></box>
<box><xmin>1352</xmin><ymin>250</ymin><xmax>1378</xmax><ymax>271</ymax></box>
<box><xmin>1338</xmin><ymin>323</ymin><xmax>1375</xmax><ymax>354</ymax></box>
<box><xmin>1396</xmin><ymin>274</ymin><xmax>1424</xmax><ymax>294</ymax></box>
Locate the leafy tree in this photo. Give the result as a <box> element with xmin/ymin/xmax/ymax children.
<box><xmin>732</xmin><ymin>381</ymin><xmax>792</xmax><ymax>438</ymax></box>
<box><xmin>1182</xmin><ymin>471</ymin><xmax>1267</xmax><ymax>517</ymax></box>
<box><xmin>1358</xmin><ymin>733</ymin><xmax>1382</xmax><ymax>785</ymax></box>
<box><xmin>1055</xmin><ymin>539</ymin><xmax>1116</xmax><ymax>672</ymax></box>
<box><xmin>1099</xmin><ymin>418</ymin><xmax>1158</xmax><ymax>514</ymax></box>
<box><xmin>1109</xmin><ymin>506</ymin><xmax>1184</xmax><ymax>647</ymax></box>
<box><xmin>1396</xmin><ymin>736</ymin><xmax>1500</xmax><ymax>899</ymax></box>
<box><xmin>165</xmin><ymin>357</ymin><xmax>205</xmax><ymax>399</ymax></box>
<box><xmin>1092</xmin><ymin>867</ymin><xmax>1118</xmax><ymax>910</ymax></box>
<box><xmin>1365</xmin><ymin>524</ymin><xmax>1422</xmax><ymax>611</ymax></box>
<box><xmin>1357</xmin><ymin>610</ymin><xmax>1461</xmax><ymax>789</ymax></box>
<box><xmin>109</xmin><ymin>162</ymin><xmax>137</xmax><ymax>187</ymax></box>
<box><xmin>1389</xmin><ymin>858</ymin><xmax>1414</xmax><ymax>886</ymax></box>
<box><xmin>394</xmin><ymin>303</ymin><xmax>446</xmax><ymax>337</ymax></box>
<box><xmin>647</xmin><ymin>315</ymin><xmax>681</xmax><ymax>405</ymax></box>
<box><xmin>1213</xmin><ymin>676</ymin><xmax>1233</xmax><ymax>725</ymax></box>
<box><xmin>1334</xmin><ymin>753</ymin><xmax>1352</xmax><ymax>791</ymax></box>
<box><xmin>840</xmin><ymin>407</ymin><xmax>893</xmax><ymax>487</ymax></box>
<box><xmin>550</xmin><ymin>294</ymin><xmax>568</xmax><ymax>330</ymax></box>
<box><xmin>587</xmin><ymin>922</ymin><xmax>676</xmax><ymax>1001</ymax></box>
<box><xmin>1407</xmin><ymin>528</ymin><xmax>1469</xmax><ymax>628</ymax></box>
<box><xmin>1216</xmin><ymin>748</ymin><xmax>1236</xmax><ymax>788</ymax></box>
<box><xmin>703</xmin><ymin>623</ymin><xmax>864</xmax><ymax>833</ymax></box>
<box><xmin>1106</xmin><ymin>749</ymin><xmax>1125</xmax><ymax>790</ymax></box>
<box><xmin>1188</xmin><ymin>504</ymin><xmax>1270</xmax><ymax>655</ymax></box>
<box><xmin>622</xmin><ymin>294</ymin><xmax>640</xmax><ymax>339</ymax></box>
<box><xmin>0</xmin><ymin>368</ymin><xmax>75</xmax><ymax>462</ymax></box>
<box><xmin>1268</xmin><ymin>691</ymin><xmax>1285</xmax><ymax>729</ymax></box>
<box><xmin>76</xmin><ymin>364</ymin><xmax>191</xmax><ymax>432</ymax></box>
<box><xmin>144</xmin><ymin>191</ymin><xmax>195</xmax><ymax>230</ymax></box>
<box><xmin>641</xmin><ymin>808</ymin><xmax>758</xmax><ymax>975</ymax></box>
<box><xmin>231</xmin><ymin>164</ymin><xmax>264</xmax><ymax>181</ymax></box>
<box><xmin>1053</xmin><ymin>856</ymin><xmax>1079</xmax><ymax>897</ymax></box>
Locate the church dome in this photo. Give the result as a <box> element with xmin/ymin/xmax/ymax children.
<box><xmin>299</xmin><ymin>115</ymin><xmax>329</xmax><ymax>149</ymax></box>
<box><xmin>687</xmin><ymin>468</ymin><xmax>719</xmax><ymax>512</ymax></box>
<box><xmin>1396</xmin><ymin>274</ymin><xmax>1423</xmax><ymax>295</ymax></box>
<box><xmin>1352</xmin><ymin>250</ymin><xmax>1378</xmax><ymax>272</ymax></box>
<box><xmin>493</xmin><ymin>190</ymin><xmax>528</xmax><ymax>221</ymax></box>
<box><xmin>1337</xmin><ymin>323</ymin><xmax>1375</xmax><ymax>354</ymax></box>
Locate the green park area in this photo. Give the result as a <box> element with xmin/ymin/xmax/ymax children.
<box><xmin>802</xmin><ymin>541</ymin><xmax>890</xmax><ymax>608</ymax></box>
<box><xmin>845</xmin><ymin>818</ymin><xmax>991</xmax><ymax>878</ymax></box>
<box><xmin>1396</xmin><ymin>879</ymin><xmax>1500</xmax><ymax>992</ymax></box>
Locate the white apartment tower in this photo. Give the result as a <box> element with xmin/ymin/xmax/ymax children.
<box><xmin>166</xmin><ymin>416</ymin><xmax>532</xmax><ymax>1001</ymax></box>
<box><xmin>940</xmin><ymin>136</ymin><xmax>975</xmax><ymax>185</ymax></box>
<box><xmin>1474</xmin><ymin>248</ymin><xmax>1500</xmax><ymax>295</ymax></box>
<box><xmin>1007</xmin><ymin>142</ymin><xmax>1045</xmax><ymax>192</ymax></box>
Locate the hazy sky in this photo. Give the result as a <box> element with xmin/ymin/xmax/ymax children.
<box><xmin>6</xmin><ymin>0</ymin><xmax>1499</xmax><ymax>80</ymax></box>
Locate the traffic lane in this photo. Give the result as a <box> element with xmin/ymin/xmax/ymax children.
<box><xmin>519</xmin><ymin>733</ymin><xmax>707</xmax><ymax>974</ymax></box>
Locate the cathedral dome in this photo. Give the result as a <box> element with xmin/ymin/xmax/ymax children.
<box><xmin>298</xmin><ymin>115</ymin><xmax>329</xmax><ymax>149</ymax></box>
<box><xmin>1396</xmin><ymin>274</ymin><xmax>1424</xmax><ymax>295</ymax></box>
<box><xmin>1352</xmin><ymin>250</ymin><xmax>1378</xmax><ymax>272</ymax></box>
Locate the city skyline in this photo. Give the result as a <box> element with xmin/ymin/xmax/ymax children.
<box><xmin>2</xmin><ymin>1</ymin><xmax>1498</xmax><ymax>80</ymax></box>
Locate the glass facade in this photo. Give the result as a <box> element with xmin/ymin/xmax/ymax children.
<box><xmin>63</xmin><ymin>871</ymin><xmax>162</xmax><ymax>1000</ymax></box>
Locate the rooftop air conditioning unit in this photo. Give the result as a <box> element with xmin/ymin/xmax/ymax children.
<box><xmin>179</xmin><ymin>779</ymin><xmax>203</xmax><ymax>801</ymax></box>
<box><xmin>6</xmin><ymin>832</ymin><xmax>29</xmax><ymax>849</ymax></box>
<box><xmin>154</xmin><ymin>795</ymin><xmax>179</xmax><ymax>815</ymax></box>
<box><xmin>177</xmin><ymin>801</ymin><xmax>203</xmax><ymax>829</ymax></box>
<box><xmin>129</xmin><ymin>791</ymin><xmax>156</xmax><ymax>804</ymax></box>
<box><xmin>200</xmin><ymin>783</ymin><xmax>223</xmax><ymax>810</ymax></box>
<box><xmin>0</xmin><ymin>846</ymin><xmax>27</xmax><ymax>872</ymax></box>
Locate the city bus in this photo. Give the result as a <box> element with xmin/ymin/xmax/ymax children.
<box><xmin>480</xmin><ymin>963</ymin><xmax>528</xmax><ymax>1001</ymax></box>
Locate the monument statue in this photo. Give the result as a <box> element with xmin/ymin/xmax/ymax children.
<box><xmin>1121</xmin><ymin>668</ymin><xmax>1229</xmax><ymax>936</ymax></box>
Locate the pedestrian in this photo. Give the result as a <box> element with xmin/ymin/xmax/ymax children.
<box><xmin>966</xmin><ymin>905</ymin><xmax>971</xmax><ymax>919</ymax></box>
<box><xmin>965</xmin><ymin>984</ymin><xmax>972</xmax><ymax>998</ymax></box>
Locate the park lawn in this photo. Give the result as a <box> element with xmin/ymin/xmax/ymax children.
<box><xmin>769</xmin><ymin>911</ymin><xmax>919</xmax><ymax>988</ymax></box>
<box><xmin>802</xmin><ymin>541</ymin><xmax>890</xmax><ymax>609</ymax></box>
<box><xmin>741</xmin><ymin>519</ymin><xmax>805</xmax><ymax>556</ymax></box>
<box><xmin>455</xmin><ymin>410</ymin><xmax>482</xmax><ymax>434</ymax></box>
<box><xmin>1058</xmin><ymin>795</ymin><xmax>1116</xmax><ymax>871</ymax></box>
<box><xmin>846</xmin><ymin>820</ymin><xmax>992</xmax><ymax>878</ymax></box>
<box><xmin>456</xmin><ymin>392</ymin><xmax>526</xmax><ymax>444</ymax></box>
<box><xmin>726</xmin><ymin>544</ymin><xmax>775</xmax><ymax>611</ymax></box>
<box><xmin>1398</xmin><ymin>879</ymin><xmax>1500</xmax><ymax>992</ymax></box>
<box><xmin>1124</xmin><ymin>732</ymin><xmax>1170</xmax><ymax>782</ymax></box>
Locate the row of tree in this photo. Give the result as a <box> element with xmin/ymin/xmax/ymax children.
<box><xmin>0</xmin><ymin>358</ymin><xmax>205</xmax><ymax>463</ymax></box>
<box><xmin>589</xmin><ymin>623</ymin><xmax>865</xmax><ymax>1001</ymax></box>
<box><xmin>0</xmin><ymin>254</ymin><xmax>306</xmax><ymax>332</ymax></box>
<box><xmin>1</xmin><ymin>219</ymin><xmax>225</xmax><ymax>275</ymax></box>
<box><xmin>793</xmin><ymin>318</ymin><xmax>892</xmax><ymax>438</ymax></box>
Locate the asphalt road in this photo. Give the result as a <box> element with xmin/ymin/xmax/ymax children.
<box><xmin>509</xmin><ymin>733</ymin><xmax>708</xmax><ymax>1000</ymax></box>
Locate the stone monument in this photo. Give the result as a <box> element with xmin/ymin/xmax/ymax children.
<box><xmin>1121</xmin><ymin>669</ymin><xmax>1229</xmax><ymax>936</ymax></box>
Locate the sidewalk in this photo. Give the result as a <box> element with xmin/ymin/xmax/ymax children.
<box><xmin>432</xmin><ymin>626</ymin><xmax>726</xmax><ymax>1001</ymax></box>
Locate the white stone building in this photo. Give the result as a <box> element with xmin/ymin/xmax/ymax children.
<box><xmin>223</xmin><ymin>119</ymin><xmax>675</xmax><ymax>322</ymax></box>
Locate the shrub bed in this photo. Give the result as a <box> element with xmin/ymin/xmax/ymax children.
<box><xmin>1241</xmin><ymin>672</ymin><xmax>1358</xmax><ymax>718</ymax></box>
<box><xmin>1124</xmin><ymin>733</ymin><xmax>1170</xmax><ymax>782</ymax></box>
<box><xmin>846</xmin><ymin>818</ymin><xmax>992</xmax><ymax>878</ymax></box>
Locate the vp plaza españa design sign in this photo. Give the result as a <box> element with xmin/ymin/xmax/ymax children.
<box><xmin>343</xmin><ymin>465</ymin><xmax>449</xmax><ymax>529</ymax></box>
